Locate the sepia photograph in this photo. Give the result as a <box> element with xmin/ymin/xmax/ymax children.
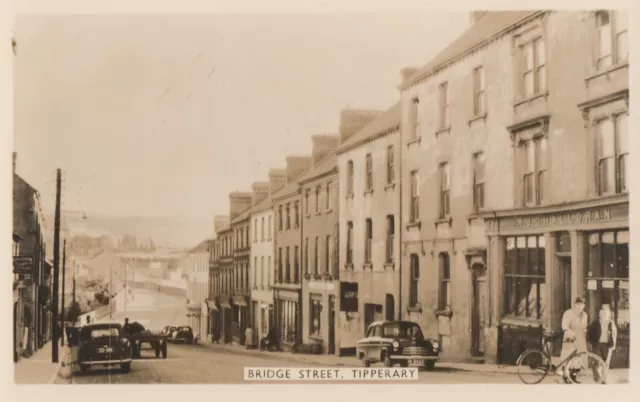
<box><xmin>4</xmin><ymin>0</ymin><xmax>633</xmax><ymax>393</ymax></box>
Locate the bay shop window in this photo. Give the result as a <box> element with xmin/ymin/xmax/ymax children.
<box><xmin>503</xmin><ymin>236</ymin><xmax>546</xmax><ymax>321</ymax></box>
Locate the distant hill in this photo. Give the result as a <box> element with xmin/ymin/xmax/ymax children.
<box><xmin>45</xmin><ymin>213</ymin><xmax>213</xmax><ymax>249</ymax></box>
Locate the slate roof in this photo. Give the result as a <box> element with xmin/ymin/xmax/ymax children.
<box><xmin>400</xmin><ymin>11</ymin><xmax>540</xmax><ymax>90</ymax></box>
<box><xmin>336</xmin><ymin>102</ymin><xmax>401</xmax><ymax>155</ymax></box>
<box><xmin>231</xmin><ymin>194</ymin><xmax>274</xmax><ymax>224</ymax></box>
<box><xmin>271</xmin><ymin>179</ymin><xmax>303</xmax><ymax>202</ymax></box>
<box><xmin>297</xmin><ymin>152</ymin><xmax>338</xmax><ymax>184</ymax></box>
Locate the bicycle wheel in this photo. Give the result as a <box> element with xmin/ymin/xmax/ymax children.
<box><xmin>564</xmin><ymin>351</ymin><xmax>607</xmax><ymax>384</ymax></box>
<box><xmin>517</xmin><ymin>348</ymin><xmax>552</xmax><ymax>384</ymax></box>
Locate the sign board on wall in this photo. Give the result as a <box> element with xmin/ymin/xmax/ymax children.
<box><xmin>340</xmin><ymin>282</ymin><xmax>358</xmax><ymax>312</ymax></box>
<box><xmin>587</xmin><ymin>280</ymin><xmax>597</xmax><ymax>290</ymax></box>
<box><xmin>13</xmin><ymin>256</ymin><xmax>33</xmax><ymax>274</ymax></box>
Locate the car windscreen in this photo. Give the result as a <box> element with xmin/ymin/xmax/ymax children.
<box><xmin>178</xmin><ymin>326</ymin><xmax>192</xmax><ymax>332</ymax></box>
<box><xmin>382</xmin><ymin>323</ymin><xmax>424</xmax><ymax>340</ymax></box>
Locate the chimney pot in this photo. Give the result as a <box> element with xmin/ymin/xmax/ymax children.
<box><xmin>251</xmin><ymin>182</ymin><xmax>270</xmax><ymax>206</ymax></box>
<box><xmin>285</xmin><ymin>156</ymin><xmax>312</xmax><ymax>184</ymax></box>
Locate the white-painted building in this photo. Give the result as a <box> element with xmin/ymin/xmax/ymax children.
<box><xmin>185</xmin><ymin>239</ymin><xmax>212</xmax><ymax>341</ymax></box>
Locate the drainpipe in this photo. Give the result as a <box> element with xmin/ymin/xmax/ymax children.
<box><xmin>398</xmin><ymin>129</ymin><xmax>403</xmax><ymax>321</ymax></box>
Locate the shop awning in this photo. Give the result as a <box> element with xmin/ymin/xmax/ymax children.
<box><xmin>206</xmin><ymin>299</ymin><xmax>218</xmax><ymax>310</ymax></box>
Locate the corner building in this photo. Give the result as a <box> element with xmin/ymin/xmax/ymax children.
<box><xmin>399</xmin><ymin>11</ymin><xmax>628</xmax><ymax>367</ymax></box>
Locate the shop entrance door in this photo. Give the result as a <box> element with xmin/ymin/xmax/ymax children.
<box><xmin>471</xmin><ymin>264</ymin><xmax>487</xmax><ymax>357</ymax></box>
<box><xmin>328</xmin><ymin>296</ymin><xmax>335</xmax><ymax>354</ymax></box>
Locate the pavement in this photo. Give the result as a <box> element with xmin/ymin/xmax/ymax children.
<box><xmin>33</xmin><ymin>287</ymin><xmax>629</xmax><ymax>385</ymax></box>
<box><xmin>13</xmin><ymin>340</ymin><xmax>70</xmax><ymax>384</ymax></box>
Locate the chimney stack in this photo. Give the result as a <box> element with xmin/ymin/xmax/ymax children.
<box><xmin>339</xmin><ymin>109</ymin><xmax>382</xmax><ymax>145</ymax></box>
<box><xmin>251</xmin><ymin>182</ymin><xmax>270</xmax><ymax>206</ymax></box>
<box><xmin>214</xmin><ymin>215</ymin><xmax>230</xmax><ymax>234</ymax></box>
<box><xmin>12</xmin><ymin>152</ymin><xmax>16</xmax><ymax>174</ymax></box>
<box><xmin>229</xmin><ymin>192</ymin><xmax>253</xmax><ymax>220</ymax></box>
<box><xmin>285</xmin><ymin>156</ymin><xmax>312</xmax><ymax>184</ymax></box>
<box><xmin>311</xmin><ymin>134</ymin><xmax>339</xmax><ymax>166</ymax></box>
<box><xmin>268</xmin><ymin>169</ymin><xmax>288</xmax><ymax>195</ymax></box>
<box><xmin>400</xmin><ymin>67</ymin><xmax>419</xmax><ymax>86</ymax></box>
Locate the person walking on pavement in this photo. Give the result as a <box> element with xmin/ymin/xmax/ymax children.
<box><xmin>245</xmin><ymin>326</ymin><xmax>254</xmax><ymax>349</ymax></box>
<box><xmin>588</xmin><ymin>304</ymin><xmax>617</xmax><ymax>382</ymax></box>
<box><xmin>557</xmin><ymin>297</ymin><xmax>588</xmax><ymax>382</ymax></box>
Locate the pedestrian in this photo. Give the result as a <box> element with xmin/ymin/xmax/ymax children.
<box><xmin>588</xmin><ymin>304</ymin><xmax>617</xmax><ymax>382</ymax></box>
<box><xmin>245</xmin><ymin>326</ymin><xmax>254</xmax><ymax>349</ymax></box>
<box><xmin>86</xmin><ymin>315</ymin><xmax>91</xmax><ymax>325</ymax></box>
<box><xmin>557</xmin><ymin>297</ymin><xmax>588</xmax><ymax>381</ymax></box>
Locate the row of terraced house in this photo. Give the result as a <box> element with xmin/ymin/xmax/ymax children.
<box><xmin>205</xmin><ymin>11</ymin><xmax>630</xmax><ymax>368</ymax></box>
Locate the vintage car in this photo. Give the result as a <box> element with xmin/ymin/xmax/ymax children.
<box><xmin>356</xmin><ymin>320</ymin><xmax>440</xmax><ymax>370</ymax></box>
<box><xmin>74</xmin><ymin>323</ymin><xmax>133</xmax><ymax>373</ymax></box>
<box><xmin>166</xmin><ymin>325</ymin><xmax>196</xmax><ymax>344</ymax></box>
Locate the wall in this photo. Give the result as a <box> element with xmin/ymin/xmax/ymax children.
<box><xmin>250</xmin><ymin>207</ymin><xmax>275</xmax><ymax>339</ymax></box>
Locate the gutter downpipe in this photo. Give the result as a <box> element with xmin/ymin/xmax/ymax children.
<box><xmin>398</xmin><ymin>125</ymin><xmax>403</xmax><ymax>321</ymax></box>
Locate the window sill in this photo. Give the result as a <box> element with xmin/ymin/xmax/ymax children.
<box><xmin>435</xmin><ymin>308</ymin><xmax>453</xmax><ymax>318</ymax></box>
<box><xmin>305</xmin><ymin>214</ymin><xmax>311</xmax><ymax>219</ymax></box>
<box><xmin>363</xmin><ymin>262</ymin><xmax>373</xmax><ymax>270</ymax></box>
<box><xmin>325</xmin><ymin>208</ymin><xmax>333</xmax><ymax>214</ymax></box>
<box><xmin>384</xmin><ymin>262</ymin><xmax>395</xmax><ymax>270</ymax></box>
<box><xmin>585</xmin><ymin>62</ymin><xmax>629</xmax><ymax>83</ymax></box>
<box><xmin>364</xmin><ymin>189</ymin><xmax>374</xmax><ymax>196</ymax></box>
<box><xmin>513</xmin><ymin>91</ymin><xmax>549</xmax><ymax>108</ymax></box>
<box><xmin>406</xmin><ymin>221</ymin><xmax>421</xmax><ymax>230</ymax></box>
<box><xmin>344</xmin><ymin>263</ymin><xmax>354</xmax><ymax>271</ymax></box>
<box><xmin>407</xmin><ymin>137</ymin><xmax>421</xmax><ymax>148</ymax></box>
<box><xmin>303</xmin><ymin>273</ymin><xmax>311</xmax><ymax>280</ymax></box>
<box><xmin>294</xmin><ymin>225</ymin><xmax>300</xmax><ymax>229</ymax></box>
<box><xmin>406</xmin><ymin>304</ymin><xmax>422</xmax><ymax>313</ymax></box>
<box><xmin>468</xmin><ymin>113</ymin><xmax>487</xmax><ymax>126</ymax></box>
<box><xmin>435</xmin><ymin>216</ymin><xmax>452</xmax><ymax>226</ymax></box>
<box><xmin>435</xmin><ymin>126</ymin><xmax>451</xmax><ymax>137</ymax></box>
<box><xmin>384</xmin><ymin>183</ymin><xmax>396</xmax><ymax>191</ymax></box>
<box><xmin>315</xmin><ymin>212</ymin><xmax>322</xmax><ymax>217</ymax></box>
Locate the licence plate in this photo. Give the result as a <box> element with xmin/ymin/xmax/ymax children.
<box><xmin>98</xmin><ymin>347</ymin><xmax>113</xmax><ymax>353</ymax></box>
<box><xmin>408</xmin><ymin>359</ymin><xmax>425</xmax><ymax>366</ymax></box>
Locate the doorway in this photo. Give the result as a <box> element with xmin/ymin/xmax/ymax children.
<box><xmin>471</xmin><ymin>264</ymin><xmax>487</xmax><ymax>357</ymax></box>
<box><xmin>328</xmin><ymin>296</ymin><xmax>336</xmax><ymax>354</ymax></box>
<box><xmin>364</xmin><ymin>303</ymin><xmax>383</xmax><ymax>335</ymax></box>
<box><xmin>385</xmin><ymin>294</ymin><xmax>395</xmax><ymax>321</ymax></box>
<box><xmin>559</xmin><ymin>257</ymin><xmax>572</xmax><ymax>313</ymax></box>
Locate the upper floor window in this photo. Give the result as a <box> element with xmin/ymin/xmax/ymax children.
<box><xmin>473</xmin><ymin>152</ymin><xmax>486</xmax><ymax>211</ymax></box>
<box><xmin>261</xmin><ymin>217</ymin><xmax>265</xmax><ymax>241</ymax></box>
<box><xmin>346</xmin><ymin>221</ymin><xmax>353</xmax><ymax>265</ymax></box>
<box><xmin>409</xmin><ymin>254</ymin><xmax>419</xmax><ymax>306</ymax></box>
<box><xmin>268</xmin><ymin>216</ymin><xmax>272</xmax><ymax>238</ymax></box>
<box><xmin>315</xmin><ymin>186</ymin><xmax>321</xmax><ymax>214</ymax></box>
<box><xmin>439</xmin><ymin>82</ymin><xmax>450</xmax><ymax>128</ymax></box>
<box><xmin>439</xmin><ymin>163</ymin><xmax>451</xmax><ymax>218</ymax></box>
<box><xmin>365</xmin><ymin>153</ymin><xmax>373</xmax><ymax>191</ymax></box>
<box><xmin>278</xmin><ymin>206</ymin><xmax>283</xmax><ymax>230</ymax></box>
<box><xmin>304</xmin><ymin>238</ymin><xmax>309</xmax><ymax>276</ymax></box>
<box><xmin>305</xmin><ymin>189</ymin><xmax>311</xmax><ymax>215</ymax></box>
<box><xmin>521</xmin><ymin>137</ymin><xmax>547</xmax><ymax>206</ymax></box>
<box><xmin>293</xmin><ymin>245</ymin><xmax>299</xmax><ymax>283</ymax></box>
<box><xmin>410</xmin><ymin>170</ymin><xmax>419</xmax><ymax>222</ymax></box>
<box><xmin>286</xmin><ymin>203</ymin><xmax>291</xmax><ymax>229</ymax></box>
<box><xmin>285</xmin><ymin>246</ymin><xmax>291</xmax><ymax>283</ymax></box>
<box><xmin>325</xmin><ymin>235</ymin><xmax>331</xmax><ymax>274</ymax></box>
<box><xmin>596</xmin><ymin>113</ymin><xmax>628</xmax><ymax>195</ymax></box>
<box><xmin>473</xmin><ymin>66</ymin><xmax>485</xmax><ymax>116</ymax></box>
<box><xmin>364</xmin><ymin>218</ymin><xmax>373</xmax><ymax>264</ymax></box>
<box><xmin>294</xmin><ymin>201</ymin><xmax>300</xmax><ymax>227</ymax></box>
<box><xmin>254</xmin><ymin>219</ymin><xmax>258</xmax><ymax>242</ymax></box>
<box><xmin>314</xmin><ymin>236</ymin><xmax>319</xmax><ymax>276</ymax></box>
<box><xmin>325</xmin><ymin>183</ymin><xmax>332</xmax><ymax>210</ymax></box>
<box><xmin>386</xmin><ymin>215</ymin><xmax>395</xmax><ymax>263</ymax></box>
<box><xmin>387</xmin><ymin>146</ymin><xmax>395</xmax><ymax>184</ymax></box>
<box><xmin>596</xmin><ymin>11</ymin><xmax>628</xmax><ymax>69</ymax></box>
<box><xmin>409</xmin><ymin>97</ymin><xmax>420</xmax><ymax>141</ymax></box>
<box><xmin>519</xmin><ymin>38</ymin><xmax>546</xmax><ymax>98</ymax></box>
<box><xmin>438</xmin><ymin>253</ymin><xmax>451</xmax><ymax>311</ymax></box>
<box><xmin>347</xmin><ymin>160</ymin><xmax>354</xmax><ymax>195</ymax></box>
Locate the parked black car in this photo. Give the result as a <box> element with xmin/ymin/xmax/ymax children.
<box><xmin>356</xmin><ymin>320</ymin><xmax>440</xmax><ymax>371</ymax></box>
<box><xmin>73</xmin><ymin>323</ymin><xmax>133</xmax><ymax>373</ymax></box>
<box><xmin>167</xmin><ymin>325</ymin><xmax>195</xmax><ymax>344</ymax></box>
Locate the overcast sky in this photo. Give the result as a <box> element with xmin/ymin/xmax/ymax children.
<box><xmin>13</xmin><ymin>13</ymin><xmax>470</xmax><ymax>221</ymax></box>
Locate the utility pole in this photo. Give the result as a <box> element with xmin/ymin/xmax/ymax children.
<box><xmin>72</xmin><ymin>261</ymin><xmax>76</xmax><ymax>304</ymax></box>
<box><xmin>52</xmin><ymin>169</ymin><xmax>61</xmax><ymax>363</ymax></box>
<box><xmin>61</xmin><ymin>239</ymin><xmax>66</xmax><ymax>346</ymax></box>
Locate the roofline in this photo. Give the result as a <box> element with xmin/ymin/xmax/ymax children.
<box><xmin>297</xmin><ymin>152</ymin><xmax>338</xmax><ymax>185</ymax></box>
<box><xmin>336</xmin><ymin>124</ymin><xmax>400</xmax><ymax>156</ymax></box>
<box><xmin>398</xmin><ymin>11</ymin><xmax>545</xmax><ymax>91</ymax></box>
<box><xmin>272</xmin><ymin>186</ymin><xmax>301</xmax><ymax>202</ymax></box>
<box><xmin>299</xmin><ymin>166</ymin><xmax>338</xmax><ymax>185</ymax></box>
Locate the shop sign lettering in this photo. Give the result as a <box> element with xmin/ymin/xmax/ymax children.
<box><xmin>515</xmin><ymin>209</ymin><xmax>611</xmax><ymax>229</ymax></box>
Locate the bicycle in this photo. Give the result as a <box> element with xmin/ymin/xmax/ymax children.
<box><xmin>516</xmin><ymin>332</ymin><xmax>607</xmax><ymax>385</ymax></box>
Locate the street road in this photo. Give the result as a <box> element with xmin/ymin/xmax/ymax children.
<box><xmin>72</xmin><ymin>288</ymin><xmax>555</xmax><ymax>384</ymax></box>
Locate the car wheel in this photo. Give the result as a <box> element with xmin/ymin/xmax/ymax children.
<box><xmin>121</xmin><ymin>362</ymin><xmax>131</xmax><ymax>373</ymax></box>
<box><xmin>161</xmin><ymin>343</ymin><xmax>168</xmax><ymax>359</ymax></box>
<box><xmin>383</xmin><ymin>353</ymin><xmax>394</xmax><ymax>367</ymax></box>
<box><xmin>424</xmin><ymin>361</ymin><xmax>436</xmax><ymax>371</ymax></box>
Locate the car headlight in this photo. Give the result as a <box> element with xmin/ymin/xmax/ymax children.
<box><xmin>432</xmin><ymin>341</ymin><xmax>440</xmax><ymax>350</ymax></box>
<box><xmin>392</xmin><ymin>340</ymin><xmax>400</xmax><ymax>349</ymax></box>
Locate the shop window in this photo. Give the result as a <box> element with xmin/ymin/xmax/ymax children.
<box><xmin>503</xmin><ymin>236</ymin><xmax>546</xmax><ymax>320</ymax></box>
<box><xmin>310</xmin><ymin>296</ymin><xmax>323</xmax><ymax>337</ymax></box>
<box><xmin>586</xmin><ymin>230</ymin><xmax>629</xmax><ymax>330</ymax></box>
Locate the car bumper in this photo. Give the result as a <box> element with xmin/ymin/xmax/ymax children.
<box><xmin>389</xmin><ymin>356</ymin><xmax>439</xmax><ymax>361</ymax></box>
<box><xmin>80</xmin><ymin>358</ymin><xmax>132</xmax><ymax>365</ymax></box>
